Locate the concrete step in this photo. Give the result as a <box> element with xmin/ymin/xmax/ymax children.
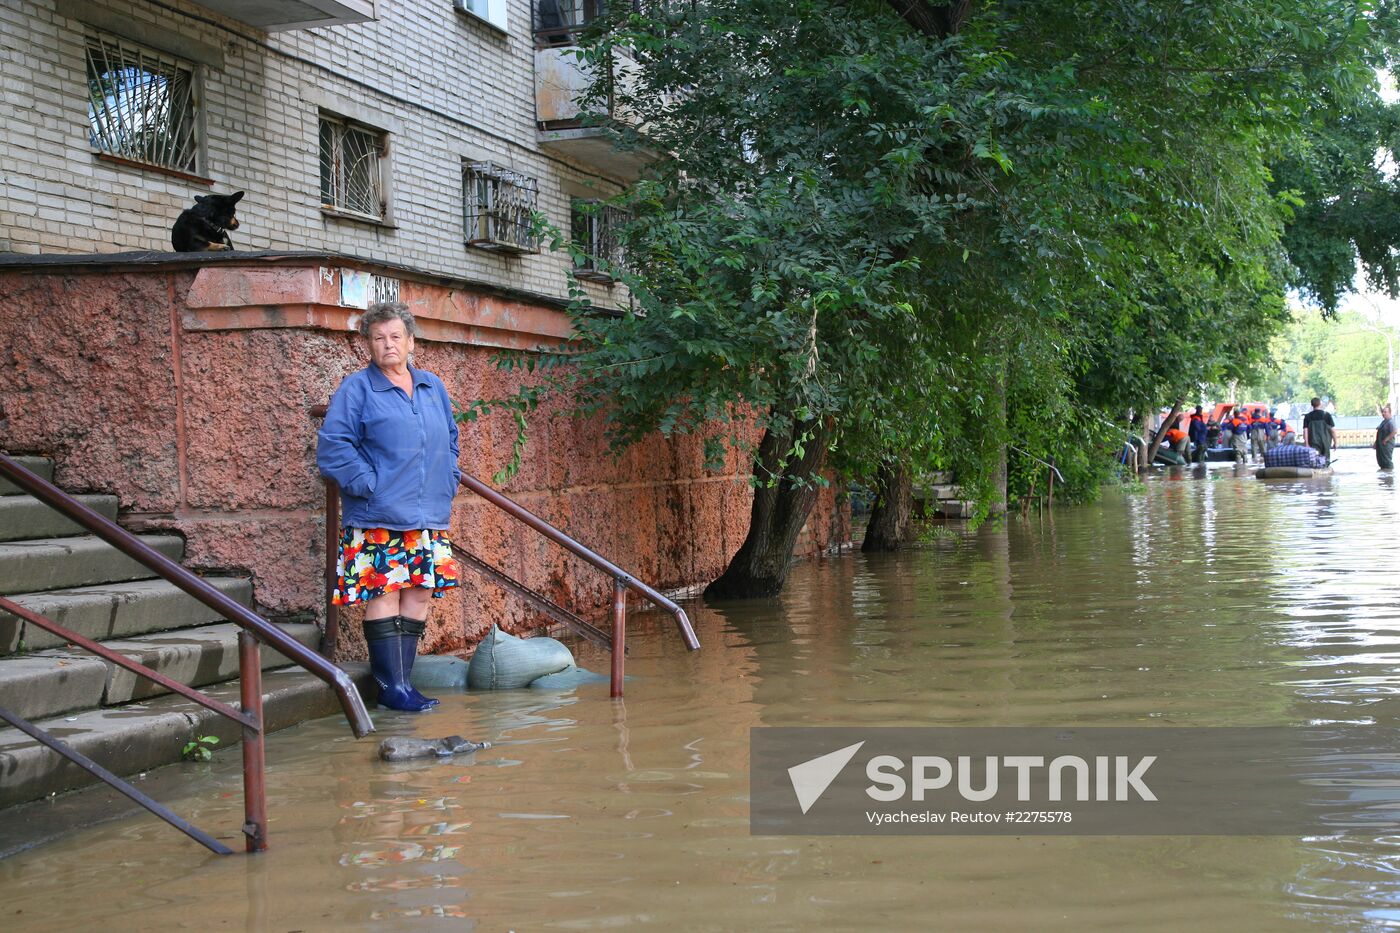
<box><xmin>930</xmin><ymin>484</ymin><xmax>963</xmax><ymax>500</ymax></box>
<box><xmin>0</xmin><ymin>456</ymin><xmax>53</xmax><ymax>496</ymax></box>
<box><xmin>0</xmin><ymin>622</ymin><xmax>322</xmax><ymax>720</ymax></box>
<box><xmin>0</xmin><ymin>664</ymin><xmax>372</xmax><ymax>810</ymax></box>
<box><xmin>0</xmin><ymin>576</ymin><xmax>254</xmax><ymax>654</ymax></box>
<box><xmin>0</xmin><ymin>534</ymin><xmax>183</xmax><ymax>596</ymax></box>
<box><xmin>0</xmin><ymin>494</ymin><xmax>119</xmax><ymax>542</ymax></box>
<box><xmin>936</xmin><ymin>500</ymin><xmax>974</xmax><ymax>518</ymax></box>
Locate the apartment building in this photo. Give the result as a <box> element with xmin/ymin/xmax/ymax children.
<box><xmin>1</xmin><ymin>0</ymin><xmax>632</xmax><ymax>300</ymax></box>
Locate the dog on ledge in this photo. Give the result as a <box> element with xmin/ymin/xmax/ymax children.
<box><xmin>172</xmin><ymin>191</ymin><xmax>243</xmax><ymax>252</ymax></box>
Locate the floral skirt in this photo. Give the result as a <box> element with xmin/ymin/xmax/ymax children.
<box><xmin>332</xmin><ymin>527</ymin><xmax>461</xmax><ymax>606</ymax></box>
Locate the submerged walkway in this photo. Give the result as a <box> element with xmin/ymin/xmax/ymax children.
<box><xmin>2</xmin><ymin>449</ymin><xmax>1400</xmax><ymax>930</ymax></box>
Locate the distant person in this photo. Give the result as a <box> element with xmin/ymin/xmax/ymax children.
<box><xmin>1205</xmin><ymin>418</ymin><xmax>1221</xmax><ymax>454</ymax></box>
<box><xmin>1230</xmin><ymin>410</ymin><xmax>1248</xmax><ymax>462</ymax></box>
<box><xmin>1264</xmin><ymin>432</ymin><xmax>1328</xmax><ymax>470</ymax></box>
<box><xmin>1249</xmin><ymin>409</ymin><xmax>1268</xmax><ymax>462</ymax></box>
<box><xmin>1164</xmin><ymin>419</ymin><xmax>1189</xmax><ymax>460</ymax></box>
<box><xmin>1188</xmin><ymin>406</ymin><xmax>1208</xmax><ymax>463</ymax></box>
<box><xmin>1376</xmin><ymin>404</ymin><xmax>1397</xmax><ymax>470</ymax></box>
<box><xmin>1302</xmin><ymin>397</ymin><xmax>1337</xmax><ymax>461</ymax></box>
<box><xmin>1265</xmin><ymin>413</ymin><xmax>1283</xmax><ymax>450</ymax></box>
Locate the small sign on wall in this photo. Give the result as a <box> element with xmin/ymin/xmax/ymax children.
<box><xmin>340</xmin><ymin>269</ymin><xmax>370</xmax><ymax>309</ymax></box>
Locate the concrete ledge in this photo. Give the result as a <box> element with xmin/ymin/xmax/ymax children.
<box><xmin>0</xmin><ymin>457</ymin><xmax>53</xmax><ymax>496</ymax></box>
<box><xmin>0</xmin><ymin>495</ymin><xmax>119</xmax><ymax>542</ymax></box>
<box><xmin>0</xmin><ymin>536</ymin><xmax>183</xmax><ymax>596</ymax></box>
<box><xmin>0</xmin><ymin>577</ymin><xmax>254</xmax><ymax>654</ymax></box>
<box><xmin>0</xmin><ymin>665</ymin><xmax>372</xmax><ymax>809</ymax></box>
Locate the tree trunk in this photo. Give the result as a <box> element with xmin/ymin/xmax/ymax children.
<box><xmin>862</xmin><ymin>460</ymin><xmax>914</xmax><ymax>551</ymax></box>
<box><xmin>706</xmin><ymin>417</ymin><xmax>834</xmax><ymax>599</ymax></box>
<box><xmin>1144</xmin><ymin>398</ymin><xmax>1183</xmax><ymax>468</ymax></box>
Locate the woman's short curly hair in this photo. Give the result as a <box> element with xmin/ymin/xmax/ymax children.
<box><xmin>358</xmin><ymin>301</ymin><xmax>419</xmax><ymax>340</ymax></box>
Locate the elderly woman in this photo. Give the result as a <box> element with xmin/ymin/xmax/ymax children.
<box><xmin>317</xmin><ymin>302</ymin><xmax>462</xmax><ymax>712</ymax></box>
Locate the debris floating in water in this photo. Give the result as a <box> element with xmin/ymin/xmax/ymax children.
<box><xmin>378</xmin><ymin>735</ymin><xmax>490</xmax><ymax>762</ymax></box>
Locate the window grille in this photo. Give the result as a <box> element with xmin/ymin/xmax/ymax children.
<box><xmin>319</xmin><ymin>114</ymin><xmax>387</xmax><ymax>219</ymax></box>
<box><xmin>571</xmin><ymin>199</ymin><xmax>627</xmax><ymax>282</ymax></box>
<box><xmin>85</xmin><ymin>33</ymin><xmax>199</xmax><ymax>173</ymax></box>
<box><xmin>463</xmin><ymin>162</ymin><xmax>539</xmax><ymax>253</ymax></box>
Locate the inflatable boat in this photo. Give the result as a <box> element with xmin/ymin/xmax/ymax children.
<box><xmin>1255</xmin><ymin>466</ymin><xmax>1332</xmax><ymax>479</ymax></box>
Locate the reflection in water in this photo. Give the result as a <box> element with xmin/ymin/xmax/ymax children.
<box><xmin>4</xmin><ymin>450</ymin><xmax>1400</xmax><ymax>929</ymax></box>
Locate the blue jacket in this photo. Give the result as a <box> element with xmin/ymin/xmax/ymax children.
<box><xmin>317</xmin><ymin>364</ymin><xmax>462</xmax><ymax>530</ymax></box>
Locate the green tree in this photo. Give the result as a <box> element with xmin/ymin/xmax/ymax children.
<box><xmin>479</xmin><ymin>0</ymin><xmax>1400</xmax><ymax>595</ymax></box>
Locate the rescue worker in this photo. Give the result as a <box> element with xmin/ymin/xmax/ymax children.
<box><xmin>1164</xmin><ymin>418</ymin><xmax>1190</xmax><ymax>461</ymax></box>
<box><xmin>1188</xmin><ymin>406</ymin><xmax>1208</xmax><ymax>463</ymax></box>
<box><xmin>1249</xmin><ymin>409</ymin><xmax>1268</xmax><ymax>462</ymax></box>
<box><xmin>1230</xmin><ymin>410</ymin><xmax>1248</xmax><ymax>462</ymax></box>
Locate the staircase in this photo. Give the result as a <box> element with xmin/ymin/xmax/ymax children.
<box><xmin>0</xmin><ymin>456</ymin><xmax>344</xmax><ymax>809</ymax></box>
<box><xmin>913</xmin><ymin>471</ymin><xmax>972</xmax><ymax>518</ymax></box>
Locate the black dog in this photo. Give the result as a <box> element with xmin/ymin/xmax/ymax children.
<box><xmin>171</xmin><ymin>191</ymin><xmax>243</xmax><ymax>252</ymax></box>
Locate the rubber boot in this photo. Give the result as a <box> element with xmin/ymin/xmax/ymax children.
<box><xmin>394</xmin><ymin>615</ymin><xmax>439</xmax><ymax>709</ymax></box>
<box><xmin>364</xmin><ymin>617</ymin><xmax>434</xmax><ymax>712</ymax></box>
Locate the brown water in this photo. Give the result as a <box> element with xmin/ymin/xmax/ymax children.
<box><xmin>5</xmin><ymin>450</ymin><xmax>1400</xmax><ymax>931</ymax></box>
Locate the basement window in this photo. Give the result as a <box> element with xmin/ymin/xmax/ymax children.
<box><xmin>463</xmin><ymin>162</ymin><xmax>540</xmax><ymax>253</ymax></box>
<box><xmin>85</xmin><ymin>32</ymin><xmax>201</xmax><ymax>174</ymax></box>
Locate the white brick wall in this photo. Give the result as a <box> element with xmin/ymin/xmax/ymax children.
<box><xmin>1</xmin><ymin>0</ymin><xmax>626</xmax><ymax>303</ymax></box>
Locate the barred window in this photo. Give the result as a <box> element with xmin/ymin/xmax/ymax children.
<box><xmin>463</xmin><ymin>162</ymin><xmax>539</xmax><ymax>253</ymax></box>
<box><xmin>571</xmin><ymin>199</ymin><xmax>627</xmax><ymax>282</ymax></box>
<box><xmin>319</xmin><ymin>113</ymin><xmax>388</xmax><ymax>219</ymax></box>
<box><xmin>85</xmin><ymin>33</ymin><xmax>200</xmax><ymax>174</ymax></box>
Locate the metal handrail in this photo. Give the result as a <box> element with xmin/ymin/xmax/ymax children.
<box><xmin>311</xmin><ymin>404</ymin><xmax>700</xmax><ymax>697</ymax></box>
<box><xmin>0</xmin><ymin>453</ymin><xmax>373</xmax><ymax>739</ymax></box>
<box><xmin>457</xmin><ymin>472</ymin><xmax>700</xmax><ymax>648</ymax></box>
<box><xmin>0</xmin><ymin>452</ymin><xmax>375</xmax><ymax>852</ymax></box>
<box><xmin>0</xmin><ymin>595</ymin><xmax>253</xmax><ymax>855</ymax></box>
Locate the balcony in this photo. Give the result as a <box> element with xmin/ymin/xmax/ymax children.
<box><xmin>534</xmin><ymin>0</ymin><xmax>651</xmax><ymax>181</ymax></box>
<box><xmin>191</xmin><ymin>0</ymin><xmax>376</xmax><ymax>31</ymax></box>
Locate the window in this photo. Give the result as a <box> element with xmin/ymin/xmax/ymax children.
<box><xmin>463</xmin><ymin>162</ymin><xmax>539</xmax><ymax>253</ymax></box>
<box><xmin>319</xmin><ymin>113</ymin><xmax>388</xmax><ymax>220</ymax></box>
<box><xmin>571</xmin><ymin>199</ymin><xmax>627</xmax><ymax>282</ymax></box>
<box><xmin>85</xmin><ymin>32</ymin><xmax>200</xmax><ymax>174</ymax></box>
<box><xmin>455</xmin><ymin>0</ymin><xmax>508</xmax><ymax>32</ymax></box>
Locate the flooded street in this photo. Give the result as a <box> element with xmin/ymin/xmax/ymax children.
<box><xmin>5</xmin><ymin>449</ymin><xmax>1400</xmax><ymax>930</ymax></box>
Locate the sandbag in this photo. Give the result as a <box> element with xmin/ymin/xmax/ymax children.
<box><xmin>409</xmin><ymin>655</ymin><xmax>470</xmax><ymax>690</ymax></box>
<box><xmin>466</xmin><ymin>624</ymin><xmax>574</xmax><ymax>690</ymax></box>
<box><xmin>528</xmin><ymin>665</ymin><xmax>613</xmax><ymax>690</ymax></box>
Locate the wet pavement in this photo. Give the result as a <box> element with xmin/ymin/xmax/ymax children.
<box><xmin>3</xmin><ymin>449</ymin><xmax>1400</xmax><ymax>930</ymax></box>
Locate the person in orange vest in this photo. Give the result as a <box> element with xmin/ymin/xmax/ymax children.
<box><xmin>1164</xmin><ymin>420</ymin><xmax>1189</xmax><ymax>460</ymax></box>
<box><xmin>1228</xmin><ymin>410</ymin><xmax>1248</xmax><ymax>462</ymax></box>
<box><xmin>1249</xmin><ymin>409</ymin><xmax>1268</xmax><ymax>462</ymax></box>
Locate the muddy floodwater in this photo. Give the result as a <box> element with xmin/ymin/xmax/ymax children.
<box><xmin>5</xmin><ymin>450</ymin><xmax>1400</xmax><ymax>930</ymax></box>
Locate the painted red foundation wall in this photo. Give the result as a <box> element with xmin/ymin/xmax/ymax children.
<box><xmin>0</xmin><ymin>254</ymin><xmax>850</xmax><ymax>657</ymax></box>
